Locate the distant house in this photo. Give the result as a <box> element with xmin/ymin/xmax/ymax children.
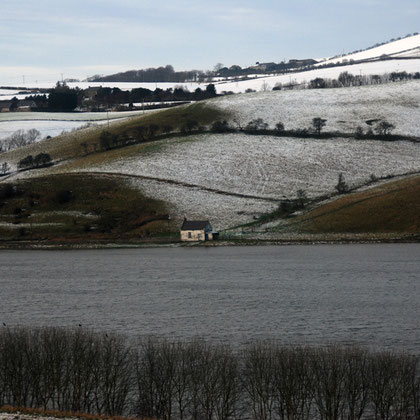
<box><xmin>180</xmin><ymin>219</ymin><xmax>217</xmax><ymax>241</ymax></box>
<box><xmin>0</xmin><ymin>99</ymin><xmax>36</xmax><ymax>112</ymax></box>
<box><xmin>0</xmin><ymin>100</ymin><xmax>12</xmax><ymax>112</ymax></box>
<box><xmin>288</xmin><ymin>58</ymin><xmax>318</xmax><ymax>67</ymax></box>
<box><xmin>16</xmin><ymin>100</ymin><xmax>36</xmax><ymax>111</ymax></box>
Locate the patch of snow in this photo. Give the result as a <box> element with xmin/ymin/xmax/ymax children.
<box><xmin>212</xmin><ymin>59</ymin><xmax>420</xmax><ymax>93</ymax></box>
<box><xmin>0</xmin><ymin>120</ymin><xmax>101</xmax><ymax>141</ymax></box>
<box><xmin>0</xmin><ymin>222</ymin><xmax>63</xmax><ymax>228</ymax></box>
<box><xmin>0</xmin><ymin>110</ymin><xmax>148</xmax><ymax>122</ymax></box>
<box><xmin>317</xmin><ymin>34</ymin><xmax>420</xmax><ymax>65</ymax></box>
<box><xmin>211</xmin><ymin>80</ymin><xmax>420</xmax><ymax>137</ymax></box>
<box><xmin>0</xmin><ymin>109</ymin><xmax>154</xmax><ymax>141</ymax></box>
<box><xmin>0</xmin><ymin>93</ymin><xmax>47</xmax><ymax>101</ymax></box>
<box><xmin>92</xmin><ymin>134</ymin><xmax>420</xmax><ymax>199</ymax></box>
<box><xmin>126</xmin><ymin>177</ymin><xmax>275</xmax><ymax>229</ymax></box>
<box><xmin>69</xmin><ymin>131</ymin><xmax>420</xmax><ymax>228</ymax></box>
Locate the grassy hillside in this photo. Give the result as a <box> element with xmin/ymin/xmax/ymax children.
<box><xmin>284</xmin><ymin>175</ymin><xmax>420</xmax><ymax>236</ymax></box>
<box><xmin>0</xmin><ymin>102</ymin><xmax>226</xmax><ymax>167</ymax></box>
<box><xmin>0</xmin><ymin>173</ymin><xmax>175</xmax><ymax>244</ymax></box>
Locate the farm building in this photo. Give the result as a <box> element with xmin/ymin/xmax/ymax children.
<box><xmin>0</xmin><ymin>99</ymin><xmax>36</xmax><ymax>112</ymax></box>
<box><xmin>180</xmin><ymin>219</ymin><xmax>217</xmax><ymax>241</ymax></box>
<box><xmin>0</xmin><ymin>100</ymin><xmax>12</xmax><ymax>112</ymax></box>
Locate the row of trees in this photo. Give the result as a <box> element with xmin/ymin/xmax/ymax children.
<box><xmin>90</xmin><ymin>116</ymin><xmax>397</xmax><ymax>155</ymax></box>
<box><xmin>213</xmin><ymin>118</ymin><xmax>395</xmax><ymax>137</ymax></box>
<box><xmin>88</xmin><ymin>61</ymin><xmax>319</xmax><ymax>84</ymax></box>
<box><xmin>25</xmin><ymin>82</ymin><xmax>218</xmax><ymax>112</ymax></box>
<box><xmin>308</xmin><ymin>71</ymin><xmax>420</xmax><ymax>90</ymax></box>
<box><xmin>0</xmin><ymin>327</ymin><xmax>419</xmax><ymax>419</ymax></box>
<box><xmin>90</xmin><ymin>65</ymin><xmax>204</xmax><ymax>83</ymax></box>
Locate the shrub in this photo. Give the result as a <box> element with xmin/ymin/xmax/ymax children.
<box><xmin>33</xmin><ymin>152</ymin><xmax>52</xmax><ymax>168</ymax></box>
<box><xmin>18</xmin><ymin>155</ymin><xmax>34</xmax><ymax>170</ymax></box>
<box><xmin>309</xmin><ymin>77</ymin><xmax>327</xmax><ymax>89</ymax></box>
<box><xmin>99</xmin><ymin>130</ymin><xmax>115</xmax><ymax>150</ymax></box>
<box><xmin>355</xmin><ymin>126</ymin><xmax>364</xmax><ymax>138</ymax></box>
<box><xmin>55</xmin><ymin>190</ymin><xmax>73</xmax><ymax>204</ymax></box>
<box><xmin>211</xmin><ymin>120</ymin><xmax>231</xmax><ymax>133</ymax></box>
<box><xmin>0</xmin><ymin>184</ymin><xmax>15</xmax><ymax>199</ymax></box>
<box><xmin>335</xmin><ymin>173</ymin><xmax>349</xmax><ymax>194</ymax></box>
<box><xmin>312</xmin><ymin>118</ymin><xmax>327</xmax><ymax>135</ymax></box>
<box><xmin>275</xmin><ymin>122</ymin><xmax>285</xmax><ymax>132</ymax></box>
<box><xmin>245</xmin><ymin>118</ymin><xmax>269</xmax><ymax>132</ymax></box>
<box><xmin>374</xmin><ymin>120</ymin><xmax>395</xmax><ymax>136</ymax></box>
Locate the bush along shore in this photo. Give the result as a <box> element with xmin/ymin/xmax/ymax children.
<box><xmin>0</xmin><ymin>327</ymin><xmax>419</xmax><ymax>419</ymax></box>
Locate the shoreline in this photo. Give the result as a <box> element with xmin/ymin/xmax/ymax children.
<box><xmin>0</xmin><ymin>234</ymin><xmax>419</xmax><ymax>250</ymax></box>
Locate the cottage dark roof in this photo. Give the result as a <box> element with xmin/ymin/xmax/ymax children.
<box><xmin>181</xmin><ymin>220</ymin><xmax>210</xmax><ymax>231</ymax></box>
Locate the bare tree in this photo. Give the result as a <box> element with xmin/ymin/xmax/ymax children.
<box><xmin>311</xmin><ymin>345</ymin><xmax>347</xmax><ymax>420</ymax></box>
<box><xmin>1</xmin><ymin>162</ymin><xmax>10</xmax><ymax>175</ymax></box>
<box><xmin>312</xmin><ymin>118</ymin><xmax>327</xmax><ymax>135</ymax></box>
<box><xmin>273</xmin><ymin>345</ymin><xmax>315</xmax><ymax>420</ymax></box>
<box><xmin>242</xmin><ymin>342</ymin><xmax>277</xmax><ymax>420</ymax></box>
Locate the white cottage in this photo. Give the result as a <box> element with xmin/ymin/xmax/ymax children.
<box><xmin>180</xmin><ymin>219</ymin><xmax>216</xmax><ymax>241</ymax></box>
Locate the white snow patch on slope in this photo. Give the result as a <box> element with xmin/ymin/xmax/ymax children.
<box><xmin>0</xmin><ymin>120</ymin><xmax>102</xmax><ymax>140</ymax></box>
<box><xmin>211</xmin><ymin>80</ymin><xmax>420</xmax><ymax>137</ymax></box>
<box><xmin>318</xmin><ymin>34</ymin><xmax>420</xmax><ymax>65</ymax></box>
<box><xmin>212</xmin><ymin>60</ymin><xmax>420</xmax><ymax>93</ymax></box>
<box><xmin>74</xmin><ymin>133</ymin><xmax>420</xmax><ymax>228</ymax></box>
<box><xmin>0</xmin><ymin>109</ymin><xmax>154</xmax><ymax>140</ymax></box>
<box><xmin>127</xmin><ymin>177</ymin><xmax>276</xmax><ymax>228</ymax></box>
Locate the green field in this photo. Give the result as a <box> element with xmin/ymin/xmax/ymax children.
<box><xmin>0</xmin><ymin>173</ymin><xmax>176</xmax><ymax>244</ymax></box>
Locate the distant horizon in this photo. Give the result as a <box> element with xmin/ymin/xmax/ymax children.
<box><xmin>1</xmin><ymin>0</ymin><xmax>419</xmax><ymax>85</ymax></box>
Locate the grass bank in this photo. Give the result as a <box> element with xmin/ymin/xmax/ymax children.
<box><xmin>278</xmin><ymin>174</ymin><xmax>420</xmax><ymax>236</ymax></box>
<box><xmin>0</xmin><ymin>173</ymin><xmax>177</xmax><ymax>244</ymax></box>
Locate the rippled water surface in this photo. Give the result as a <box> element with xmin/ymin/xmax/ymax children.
<box><xmin>1</xmin><ymin>244</ymin><xmax>419</xmax><ymax>351</ymax></box>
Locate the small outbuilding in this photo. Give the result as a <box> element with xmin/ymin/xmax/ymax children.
<box><xmin>180</xmin><ymin>219</ymin><xmax>217</xmax><ymax>241</ymax></box>
<box><xmin>0</xmin><ymin>100</ymin><xmax>12</xmax><ymax>112</ymax></box>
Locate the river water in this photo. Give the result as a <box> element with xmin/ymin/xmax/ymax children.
<box><xmin>1</xmin><ymin>244</ymin><xmax>419</xmax><ymax>351</ymax></box>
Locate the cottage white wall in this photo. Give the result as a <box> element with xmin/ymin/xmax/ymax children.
<box><xmin>180</xmin><ymin>229</ymin><xmax>205</xmax><ymax>241</ymax></box>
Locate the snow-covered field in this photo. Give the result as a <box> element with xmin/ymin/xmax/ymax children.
<box><xmin>317</xmin><ymin>34</ymin><xmax>420</xmax><ymax>65</ymax></box>
<box><xmin>1</xmin><ymin>60</ymin><xmax>419</xmax><ymax>97</ymax></box>
<box><xmin>0</xmin><ymin>88</ymin><xmax>21</xmax><ymax>96</ymax></box>
<box><xmin>211</xmin><ymin>80</ymin><xmax>420</xmax><ymax>137</ymax></box>
<box><xmin>0</xmin><ymin>110</ymin><xmax>149</xmax><ymax>140</ymax></box>
<box><xmin>0</xmin><ymin>110</ymin><xmax>146</xmax><ymax>122</ymax></box>
<box><xmin>128</xmin><ymin>177</ymin><xmax>276</xmax><ymax>228</ymax></box>
<box><xmin>0</xmin><ymin>120</ymin><xmax>101</xmax><ymax>140</ymax></box>
<box><xmin>91</xmin><ymin>134</ymin><xmax>420</xmax><ymax>199</ymax></box>
<box><xmin>69</xmin><ymin>133</ymin><xmax>420</xmax><ymax>228</ymax></box>
<box><xmin>4</xmin><ymin>58</ymin><xmax>419</xmax><ymax>95</ymax></box>
<box><xmin>213</xmin><ymin>59</ymin><xmax>420</xmax><ymax>93</ymax></box>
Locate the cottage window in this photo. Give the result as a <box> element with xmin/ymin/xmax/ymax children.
<box><xmin>188</xmin><ymin>232</ymin><xmax>192</xmax><ymax>239</ymax></box>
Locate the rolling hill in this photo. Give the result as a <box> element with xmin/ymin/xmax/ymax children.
<box><xmin>276</xmin><ymin>174</ymin><xmax>420</xmax><ymax>241</ymax></box>
<box><xmin>317</xmin><ymin>33</ymin><xmax>420</xmax><ymax>65</ymax></box>
<box><xmin>0</xmin><ymin>75</ymin><xmax>419</xmax><ymax>244</ymax></box>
